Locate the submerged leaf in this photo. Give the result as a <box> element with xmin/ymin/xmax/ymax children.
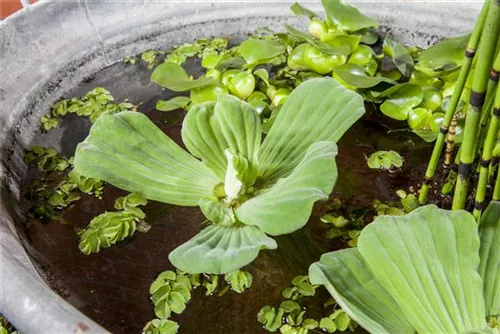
<box><xmin>151</xmin><ymin>62</ymin><xmax>215</xmax><ymax>91</ymax></box>
<box><xmin>309</xmin><ymin>249</ymin><xmax>415</xmax><ymax>334</ymax></box>
<box><xmin>258</xmin><ymin>78</ymin><xmax>364</xmax><ymax>182</ymax></box>
<box><xmin>322</xmin><ymin>0</ymin><xmax>379</xmax><ymax>31</ymax></box>
<box><xmin>168</xmin><ymin>224</ymin><xmax>277</xmax><ymax>274</ymax></box>
<box><xmin>74</xmin><ymin>111</ymin><xmax>219</xmax><ymax>206</ymax></box>
<box><xmin>358</xmin><ymin>205</ymin><xmax>486</xmax><ymax>333</ymax></box>
<box><xmin>236</xmin><ymin>141</ymin><xmax>338</xmax><ymax>236</ymax></box>
<box><xmin>478</xmin><ymin>201</ymin><xmax>500</xmax><ymax>317</ymax></box>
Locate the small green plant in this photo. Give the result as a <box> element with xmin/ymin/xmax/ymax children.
<box><xmin>78</xmin><ymin>193</ymin><xmax>148</xmax><ymax>254</ymax></box>
<box><xmin>74</xmin><ymin>78</ymin><xmax>365</xmax><ymax>274</ymax></box>
<box><xmin>366</xmin><ymin>150</ymin><xmax>403</xmax><ymax>171</ymax></box>
<box><xmin>310</xmin><ymin>202</ymin><xmax>500</xmax><ymax>333</ymax></box>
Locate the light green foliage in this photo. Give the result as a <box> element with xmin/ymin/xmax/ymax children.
<box><xmin>149</xmin><ymin>271</ymin><xmax>192</xmax><ymax>319</ymax></box>
<box><xmin>281</xmin><ymin>275</ymin><xmax>317</xmax><ymax>301</ymax></box>
<box><xmin>239</xmin><ymin>39</ymin><xmax>285</xmax><ymax>65</ymax></box>
<box><xmin>310</xmin><ymin>204</ymin><xmax>500</xmax><ymax>333</ymax></box>
<box><xmin>151</xmin><ymin>62</ymin><xmax>216</xmax><ymax>91</ymax></box>
<box><xmin>321</xmin><ymin>0</ymin><xmax>379</xmax><ymax>32</ymax></box>
<box><xmin>141</xmin><ymin>49</ymin><xmax>164</xmax><ymax>69</ymax></box>
<box><xmin>378</xmin><ymin>83</ymin><xmax>423</xmax><ymax>121</ymax></box>
<box><xmin>142</xmin><ymin>319</ymin><xmax>179</xmax><ymax>334</ymax></box>
<box><xmin>40</xmin><ymin>87</ymin><xmax>134</xmax><ymax>130</ymax></box>
<box><xmin>75</xmin><ymin>78</ymin><xmax>364</xmax><ymax>274</ymax></box>
<box><xmin>258</xmin><ymin>306</ymin><xmax>285</xmax><ymax>332</ymax></box>
<box><xmin>123</xmin><ymin>56</ymin><xmax>136</xmax><ymax>65</ymax></box>
<box><xmin>78</xmin><ymin>193</ymin><xmax>147</xmax><ymax>254</ymax></box>
<box><xmin>224</xmin><ymin>270</ymin><xmax>253</xmax><ymax>293</ymax></box>
<box><xmin>320</xmin><ymin>211</ymin><xmax>364</xmax><ymax>247</ymax></box>
<box><xmin>319</xmin><ymin>309</ymin><xmax>357</xmax><ymax>333</ymax></box>
<box><xmin>156</xmin><ymin>96</ymin><xmax>191</xmax><ymax>112</ymax></box>
<box><xmin>366</xmin><ymin>150</ymin><xmax>403</xmax><ymax>170</ymax></box>
<box><xmin>417</xmin><ymin>34</ymin><xmax>470</xmax><ymax>72</ymax></box>
<box><xmin>290</xmin><ymin>2</ymin><xmax>319</xmax><ymax>18</ymax></box>
<box><xmin>24</xmin><ymin>146</ymin><xmax>68</xmax><ymax>173</ymax></box>
<box><xmin>164</xmin><ymin>38</ymin><xmax>228</xmax><ymax>66</ymax></box>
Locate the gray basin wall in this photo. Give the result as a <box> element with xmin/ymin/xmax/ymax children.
<box><xmin>0</xmin><ymin>1</ymin><xmax>480</xmax><ymax>333</ymax></box>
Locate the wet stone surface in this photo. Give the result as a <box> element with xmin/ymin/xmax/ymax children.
<box><xmin>23</xmin><ymin>59</ymin><xmax>434</xmax><ymax>333</ymax></box>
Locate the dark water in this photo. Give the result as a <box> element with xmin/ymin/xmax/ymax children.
<box><xmin>23</xmin><ymin>59</ymin><xmax>434</xmax><ymax>334</ymax></box>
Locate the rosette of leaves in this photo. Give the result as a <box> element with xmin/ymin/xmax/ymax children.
<box><xmin>142</xmin><ymin>319</ymin><xmax>179</xmax><ymax>334</ymax></box>
<box><xmin>78</xmin><ymin>193</ymin><xmax>147</xmax><ymax>254</ymax></box>
<box><xmin>149</xmin><ymin>271</ymin><xmax>192</xmax><ymax>319</ymax></box>
<box><xmin>74</xmin><ymin>78</ymin><xmax>365</xmax><ymax>274</ymax></box>
<box><xmin>309</xmin><ymin>203</ymin><xmax>500</xmax><ymax>333</ymax></box>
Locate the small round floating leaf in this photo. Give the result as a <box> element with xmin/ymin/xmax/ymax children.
<box><xmin>334</xmin><ymin>64</ymin><xmax>397</xmax><ymax>89</ymax></box>
<box><xmin>380</xmin><ymin>83</ymin><xmax>423</xmax><ymax>121</ymax></box>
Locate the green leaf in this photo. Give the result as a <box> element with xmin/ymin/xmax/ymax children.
<box><xmin>285</xmin><ymin>25</ymin><xmax>350</xmax><ymax>56</ymax></box>
<box><xmin>367</xmin><ymin>150</ymin><xmax>404</xmax><ymax>170</ymax></box>
<box><xmin>182</xmin><ymin>95</ymin><xmax>261</xmax><ymax>180</ymax></box>
<box><xmin>478</xmin><ymin>201</ymin><xmax>500</xmax><ymax>317</ymax></box>
<box><xmin>237</xmin><ymin>141</ymin><xmax>337</xmax><ymax>236</ymax></box>
<box><xmin>74</xmin><ymin>111</ymin><xmax>219</xmax><ymax>206</ymax></box>
<box><xmin>309</xmin><ymin>249</ymin><xmax>414</xmax><ymax>334</ymax></box>
<box><xmin>417</xmin><ymin>34</ymin><xmax>470</xmax><ymax>71</ymax></box>
<box><xmin>199</xmin><ymin>197</ymin><xmax>235</xmax><ymax>226</ymax></box>
<box><xmin>143</xmin><ymin>319</ymin><xmax>179</xmax><ymax>334</ymax></box>
<box><xmin>156</xmin><ymin>96</ymin><xmax>191</xmax><ymax>112</ymax></box>
<box><xmin>290</xmin><ymin>2</ymin><xmax>319</xmax><ymax>18</ymax></box>
<box><xmin>79</xmin><ymin>211</ymin><xmax>138</xmax><ymax>254</ymax></box>
<box><xmin>168</xmin><ymin>224</ymin><xmax>277</xmax><ymax>274</ymax></box>
<box><xmin>258</xmin><ymin>306</ymin><xmax>284</xmax><ymax>332</ymax></box>
<box><xmin>412</xmin><ymin>129</ymin><xmax>438</xmax><ymax>142</ymax></box>
<box><xmin>151</xmin><ymin>62</ymin><xmax>215</xmax><ymax>91</ymax></box>
<box><xmin>322</xmin><ymin>0</ymin><xmax>379</xmax><ymax>31</ymax></box>
<box><xmin>280</xmin><ymin>300</ymin><xmax>301</xmax><ymax>313</ymax></box>
<box><xmin>380</xmin><ymin>84</ymin><xmax>423</xmax><ymax>121</ymax></box>
<box><xmin>383</xmin><ymin>38</ymin><xmax>414</xmax><ymax>77</ymax></box>
<box><xmin>239</xmin><ymin>39</ymin><xmax>285</xmax><ymax>64</ymax></box>
<box><xmin>334</xmin><ymin>64</ymin><xmax>396</xmax><ymax>89</ymax></box>
<box><xmin>224</xmin><ymin>270</ymin><xmax>253</xmax><ymax>293</ymax></box>
<box><xmin>258</xmin><ymin>78</ymin><xmax>364</xmax><ymax>182</ymax></box>
<box><xmin>358</xmin><ymin>205</ymin><xmax>486</xmax><ymax>333</ymax></box>
<box><xmin>320</xmin><ymin>317</ymin><xmax>337</xmax><ymax>333</ymax></box>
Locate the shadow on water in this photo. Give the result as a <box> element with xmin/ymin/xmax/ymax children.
<box><xmin>22</xmin><ymin>60</ymin><xmax>434</xmax><ymax>333</ymax></box>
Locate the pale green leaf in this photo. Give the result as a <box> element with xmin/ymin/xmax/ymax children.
<box><xmin>322</xmin><ymin>0</ymin><xmax>379</xmax><ymax>31</ymax></box>
<box><xmin>182</xmin><ymin>95</ymin><xmax>261</xmax><ymax>180</ymax></box>
<box><xmin>236</xmin><ymin>141</ymin><xmax>337</xmax><ymax>236</ymax></box>
<box><xmin>239</xmin><ymin>39</ymin><xmax>285</xmax><ymax>64</ymax></box>
<box><xmin>151</xmin><ymin>62</ymin><xmax>215</xmax><ymax>91</ymax></box>
<box><xmin>290</xmin><ymin>2</ymin><xmax>319</xmax><ymax>18</ymax></box>
<box><xmin>367</xmin><ymin>150</ymin><xmax>403</xmax><ymax>170</ymax></box>
<box><xmin>334</xmin><ymin>64</ymin><xmax>396</xmax><ymax>89</ymax></box>
<box><xmin>478</xmin><ymin>201</ymin><xmax>500</xmax><ymax>317</ymax></box>
<box><xmin>417</xmin><ymin>34</ymin><xmax>471</xmax><ymax>71</ymax></box>
<box><xmin>380</xmin><ymin>83</ymin><xmax>423</xmax><ymax>121</ymax></box>
<box><xmin>258</xmin><ymin>78</ymin><xmax>364</xmax><ymax>182</ymax></box>
<box><xmin>309</xmin><ymin>248</ymin><xmax>414</xmax><ymax>334</ymax></box>
<box><xmin>168</xmin><ymin>224</ymin><xmax>277</xmax><ymax>274</ymax></box>
<box><xmin>358</xmin><ymin>205</ymin><xmax>486</xmax><ymax>333</ymax></box>
<box><xmin>199</xmin><ymin>197</ymin><xmax>235</xmax><ymax>226</ymax></box>
<box><xmin>285</xmin><ymin>25</ymin><xmax>350</xmax><ymax>56</ymax></box>
<box><xmin>156</xmin><ymin>96</ymin><xmax>191</xmax><ymax>112</ymax></box>
<box><xmin>74</xmin><ymin>111</ymin><xmax>219</xmax><ymax>206</ymax></box>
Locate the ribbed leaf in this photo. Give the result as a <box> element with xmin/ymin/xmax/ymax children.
<box><xmin>182</xmin><ymin>95</ymin><xmax>261</xmax><ymax>180</ymax></box>
<box><xmin>236</xmin><ymin>141</ymin><xmax>337</xmax><ymax>236</ymax></box>
<box><xmin>257</xmin><ymin>78</ymin><xmax>364</xmax><ymax>183</ymax></box>
<box><xmin>168</xmin><ymin>224</ymin><xmax>277</xmax><ymax>274</ymax></box>
<box><xmin>478</xmin><ymin>201</ymin><xmax>500</xmax><ymax>317</ymax></box>
<box><xmin>358</xmin><ymin>205</ymin><xmax>486</xmax><ymax>333</ymax></box>
<box><xmin>309</xmin><ymin>248</ymin><xmax>414</xmax><ymax>334</ymax></box>
<box><xmin>74</xmin><ymin>111</ymin><xmax>219</xmax><ymax>206</ymax></box>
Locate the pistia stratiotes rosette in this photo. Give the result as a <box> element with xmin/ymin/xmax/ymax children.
<box><xmin>309</xmin><ymin>203</ymin><xmax>500</xmax><ymax>334</ymax></box>
<box><xmin>74</xmin><ymin>78</ymin><xmax>365</xmax><ymax>274</ymax></box>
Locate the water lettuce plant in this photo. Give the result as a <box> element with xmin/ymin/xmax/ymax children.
<box><xmin>74</xmin><ymin>78</ymin><xmax>364</xmax><ymax>274</ymax></box>
<box><xmin>309</xmin><ymin>202</ymin><xmax>500</xmax><ymax>333</ymax></box>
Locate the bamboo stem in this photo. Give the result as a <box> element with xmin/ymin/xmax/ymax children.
<box><xmin>419</xmin><ymin>0</ymin><xmax>491</xmax><ymax>205</ymax></box>
<box><xmin>473</xmin><ymin>52</ymin><xmax>500</xmax><ymax>220</ymax></box>
<box><xmin>452</xmin><ymin>1</ymin><xmax>500</xmax><ymax>210</ymax></box>
<box><xmin>494</xmin><ymin>167</ymin><xmax>500</xmax><ymax>200</ymax></box>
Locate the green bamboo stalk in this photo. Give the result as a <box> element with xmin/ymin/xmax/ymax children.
<box><xmin>473</xmin><ymin>83</ymin><xmax>499</xmax><ymax>220</ymax></box>
<box><xmin>419</xmin><ymin>0</ymin><xmax>491</xmax><ymax>204</ymax></box>
<box><xmin>494</xmin><ymin>167</ymin><xmax>500</xmax><ymax>200</ymax></box>
<box><xmin>452</xmin><ymin>1</ymin><xmax>500</xmax><ymax>210</ymax></box>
